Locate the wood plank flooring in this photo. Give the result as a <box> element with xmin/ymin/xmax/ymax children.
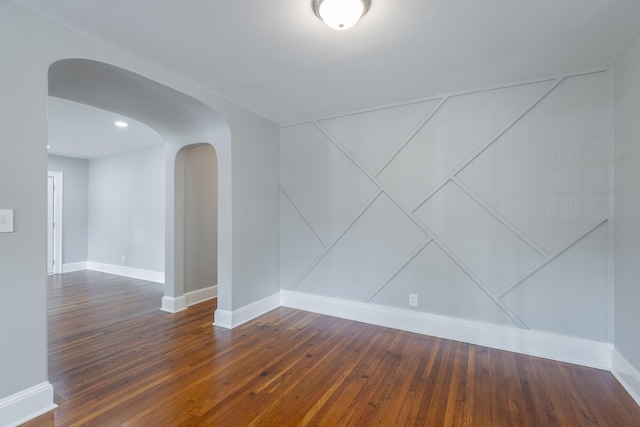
<box><xmin>22</xmin><ymin>270</ymin><xmax>640</xmax><ymax>426</ymax></box>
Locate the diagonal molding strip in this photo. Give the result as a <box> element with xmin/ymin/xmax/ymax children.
<box><xmin>410</xmin><ymin>77</ymin><xmax>563</xmax><ymax>214</ymax></box>
<box><xmin>315</xmin><ymin>121</ymin><xmax>528</xmax><ymax>329</ymax></box>
<box><xmin>373</xmin><ymin>98</ymin><xmax>447</xmax><ymax>178</ymax></box>
<box><xmin>314</xmin><ymin>121</ymin><xmax>426</xmax><ymax>233</ymax></box>
<box><xmin>280</xmin><ymin>186</ymin><xmax>328</xmax><ymax>248</ymax></box>
<box><xmin>284</xmin><ymin>70</ymin><xmax>610</xmax><ymax>331</ymax></box>
<box><xmin>495</xmin><ymin>217</ymin><xmax>609</xmax><ymax>298</ymax></box>
<box><xmin>288</xmin><ymin>189</ymin><xmax>384</xmax><ymax>290</ymax></box>
<box><xmin>451</xmin><ymin>177</ymin><xmax>549</xmax><ymax>257</ymax></box>
<box><xmin>365</xmin><ymin>237</ymin><xmax>432</xmax><ymax>302</ymax></box>
<box><xmin>409</xmin><ymin>215</ymin><xmax>530</xmax><ymax>329</ymax></box>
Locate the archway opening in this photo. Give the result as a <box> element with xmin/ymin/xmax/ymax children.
<box><xmin>174</xmin><ymin>143</ymin><xmax>219</xmax><ymax>308</ymax></box>
<box><xmin>47</xmin><ymin>58</ymin><xmax>231</xmax><ymax>316</ymax></box>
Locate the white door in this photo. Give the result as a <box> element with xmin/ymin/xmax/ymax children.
<box><xmin>48</xmin><ymin>171</ymin><xmax>63</xmax><ymax>275</ymax></box>
<box><xmin>47</xmin><ymin>176</ymin><xmax>55</xmax><ymax>274</ymax></box>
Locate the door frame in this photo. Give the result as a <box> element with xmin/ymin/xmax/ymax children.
<box><xmin>48</xmin><ymin>170</ymin><xmax>63</xmax><ymax>275</ymax></box>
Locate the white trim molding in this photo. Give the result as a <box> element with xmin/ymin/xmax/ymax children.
<box><xmin>0</xmin><ymin>382</ymin><xmax>56</xmax><ymax>427</ymax></box>
<box><xmin>280</xmin><ymin>290</ymin><xmax>613</xmax><ymax>370</ymax></box>
<box><xmin>47</xmin><ymin>170</ymin><xmax>63</xmax><ymax>275</ymax></box>
<box><xmin>213</xmin><ymin>293</ymin><xmax>280</xmax><ymax>329</ymax></box>
<box><xmin>86</xmin><ymin>261</ymin><xmax>164</xmax><ymax>284</ymax></box>
<box><xmin>62</xmin><ymin>261</ymin><xmax>88</xmax><ymax>273</ymax></box>
<box><xmin>612</xmin><ymin>350</ymin><xmax>640</xmax><ymax>406</ymax></box>
<box><xmin>162</xmin><ymin>286</ymin><xmax>217</xmax><ymax>313</ymax></box>
<box><xmin>161</xmin><ymin>295</ymin><xmax>187</xmax><ymax>313</ymax></box>
<box><xmin>185</xmin><ymin>285</ymin><xmax>218</xmax><ymax>307</ymax></box>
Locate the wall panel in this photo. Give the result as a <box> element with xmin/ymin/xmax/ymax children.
<box><xmin>318</xmin><ymin>100</ymin><xmax>440</xmax><ymax>175</ymax></box>
<box><xmin>295</xmin><ymin>193</ymin><xmax>427</xmax><ymax>300</ymax></box>
<box><xmin>280</xmin><ymin>190</ymin><xmax>325</xmax><ymax>288</ymax></box>
<box><xmin>377</xmin><ymin>81</ymin><xmax>552</xmax><ymax>209</ymax></box>
<box><xmin>281</xmin><ymin>122</ymin><xmax>378</xmax><ymax>243</ymax></box>
<box><xmin>458</xmin><ymin>72</ymin><xmax>611</xmax><ymax>252</ymax></box>
<box><xmin>501</xmin><ymin>222</ymin><xmax>608</xmax><ymax>341</ymax></box>
<box><xmin>281</xmin><ymin>71</ymin><xmax>612</xmax><ymax>341</ymax></box>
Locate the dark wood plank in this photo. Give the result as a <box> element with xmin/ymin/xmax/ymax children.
<box><xmin>20</xmin><ymin>270</ymin><xmax>640</xmax><ymax>426</ymax></box>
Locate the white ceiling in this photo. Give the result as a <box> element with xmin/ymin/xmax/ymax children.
<box><xmin>10</xmin><ymin>0</ymin><xmax>640</xmax><ymax>125</ymax></box>
<box><xmin>47</xmin><ymin>97</ymin><xmax>164</xmax><ymax>159</ymax></box>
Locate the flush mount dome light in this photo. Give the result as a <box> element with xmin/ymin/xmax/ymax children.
<box><xmin>313</xmin><ymin>0</ymin><xmax>371</xmax><ymax>30</ymax></box>
<box><xmin>114</xmin><ymin>121</ymin><xmax>128</xmax><ymax>127</ymax></box>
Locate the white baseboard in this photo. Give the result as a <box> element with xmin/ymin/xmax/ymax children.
<box><xmin>62</xmin><ymin>261</ymin><xmax>88</xmax><ymax>273</ymax></box>
<box><xmin>185</xmin><ymin>285</ymin><xmax>217</xmax><ymax>307</ymax></box>
<box><xmin>87</xmin><ymin>261</ymin><xmax>164</xmax><ymax>284</ymax></box>
<box><xmin>612</xmin><ymin>350</ymin><xmax>640</xmax><ymax>406</ymax></box>
<box><xmin>161</xmin><ymin>295</ymin><xmax>187</xmax><ymax>313</ymax></box>
<box><xmin>0</xmin><ymin>382</ymin><xmax>56</xmax><ymax>427</ymax></box>
<box><xmin>213</xmin><ymin>293</ymin><xmax>280</xmax><ymax>329</ymax></box>
<box><xmin>280</xmin><ymin>290</ymin><xmax>613</xmax><ymax>370</ymax></box>
<box><xmin>162</xmin><ymin>286</ymin><xmax>217</xmax><ymax>313</ymax></box>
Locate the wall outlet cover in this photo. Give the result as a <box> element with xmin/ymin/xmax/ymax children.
<box><xmin>409</xmin><ymin>293</ymin><xmax>418</xmax><ymax>307</ymax></box>
<box><xmin>0</xmin><ymin>209</ymin><xmax>14</xmax><ymax>232</ymax></box>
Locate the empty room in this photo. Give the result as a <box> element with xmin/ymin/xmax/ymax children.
<box><xmin>1</xmin><ymin>1</ymin><xmax>640</xmax><ymax>426</ymax></box>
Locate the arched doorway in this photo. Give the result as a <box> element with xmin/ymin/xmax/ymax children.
<box><xmin>47</xmin><ymin>58</ymin><xmax>232</xmax><ymax>317</ymax></box>
<box><xmin>162</xmin><ymin>143</ymin><xmax>219</xmax><ymax>311</ymax></box>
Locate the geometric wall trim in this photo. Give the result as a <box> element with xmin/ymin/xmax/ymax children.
<box><xmin>378</xmin><ymin>79</ymin><xmax>554</xmax><ymax>210</ymax></box>
<box><xmin>501</xmin><ymin>222</ymin><xmax>609</xmax><ymax>341</ymax></box>
<box><xmin>318</xmin><ymin>99</ymin><xmax>441</xmax><ymax>175</ymax></box>
<box><xmin>458</xmin><ymin>72</ymin><xmax>611</xmax><ymax>253</ymax></box>
<box><xmin>294</xmin><ymin>193</ymin><xmax>428</xmax><ymax>301</ymax></box>
<box><xmin>370</xmin><ymin>241</ymin><xmax>519</xmax><ymax>327</ymax></box>
<box><xmin>280</xmin><ymin>190</ymin><xmax>325</xmax><ymax>288</ymax></box>
<box><xmin>414</xmin><ymin>181</ymin><xmax>543</xmax><ymax>293</ymax></box>
<box><xmin>281</xmin><ymin>122</ymin><xmax>379</xmax><ymax>243</ymax></box>
<box><xmin>281</xmin><ymin>70</ymin><xmax>613</xmax><ymax>342</ymax></box>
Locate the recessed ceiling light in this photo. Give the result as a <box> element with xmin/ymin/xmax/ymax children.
<box><xmin>115</xmin><ymin>121</ymin><xmax>128</xmax><ymax>128</ymax></box>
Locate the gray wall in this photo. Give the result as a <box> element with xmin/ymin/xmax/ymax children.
<box><xmin>47</xmin><ymin>155</ymin><xmax>89</xmax><ymax>264</ymax></box>
<box><xmin>614</xmin><ymin>34</ymin><xmax>640</xmax><ymax>372</ymax></box>
<box><xmin>184</xmin><ymin>145</ymin><xmax>218</xmax><ymax>293</ymax></box>
<box><xmin>88</xmin><ymin>146</ymin><xmax>165</xmax><ymax>273</ymax></box>
<box><xmin>1</xmin><ymin>0</ymin><xmax>50</xmax><ymax>400</ymax></box>
<box><xmin>281</xmin><ymin>72</ymin><xmax>613</xmax><ymax>342</ymax></box>
<box><xmin>1</xmin><ymin>0</ymin><xmax>280</xmax><ymax>408</ymax></box>
<box><xmin>230</xmin><ymin>117</ymin><xmax>281</xmax><ymax>309</ymax></box>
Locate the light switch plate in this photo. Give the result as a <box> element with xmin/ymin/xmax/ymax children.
<box><xmin>0</xmin><ymin>209</ymin><xmax>14</xmax><ymax>232</ymax></box>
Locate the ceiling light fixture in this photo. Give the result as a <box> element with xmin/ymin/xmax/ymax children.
<box><xmin>313</xmin><ymin>0</ymin><xmax>371</xmax><ymax>31</ymax></box>
<box><xmin>114</xmin><ymin>121</ymin><xmax>128</xmax><ymax>128</ymax></box>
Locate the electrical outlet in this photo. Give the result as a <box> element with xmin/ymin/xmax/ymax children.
<box><xmin>409</xmin><ymin>293</ymin><xmax>418</xmax><ymax>307</ymax></box>
<box><xmin>121</xmin><ymin>255</ymin><xmax>126</xmax><ymax>263</ymax></box>
<box><xmin>0</xmin><ymin>209</ymin><xmax>14</xmax><ymax>233</ymax></box>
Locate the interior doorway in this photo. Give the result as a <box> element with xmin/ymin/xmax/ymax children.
<box><xmin>47</xmin><ymin>58</ymin><xmax>232</xmax><ymax>315</ymax></box>
<box><xmin>47</xmin><ymin>170</ymin><xmax>63</xmax><ymax>275</ymax></box>
<box><xmin>183</xmin><ymin>144</ymin><xmax>218</xmax><ymax>299</ymax></box>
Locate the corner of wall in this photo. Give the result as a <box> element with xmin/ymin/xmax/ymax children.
<box><xmin>0</xmin><ymin>382</ymin><xmax>56</xmax><ymax>427</ymax></box>
<box><xmin>161</xmin><ymin>295</ymin><xmax>187</xmax><ymax>313</ymax></box>
<box><xmin>213</xmin><ymin>292</ymin><xmax>280</xmax><ymax>329</ymax></box>
<box><xmin>612</xmin><ymin>350</ymin><xmax>640</xmax><ymax>406</ymax></box>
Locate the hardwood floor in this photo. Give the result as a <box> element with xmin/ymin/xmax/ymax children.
<box><xmin>22</xmin><ymin>270</ymin><xmax>640</xmax><ymax>426</ymax></box>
